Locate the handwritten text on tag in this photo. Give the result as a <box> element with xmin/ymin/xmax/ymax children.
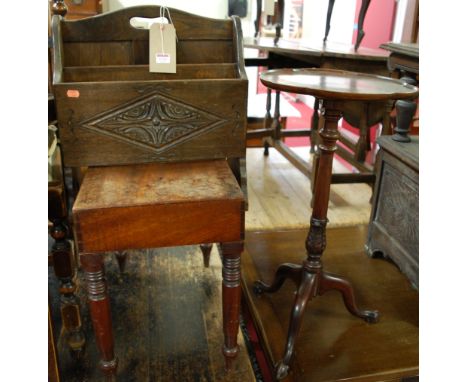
<box><xmin>156</xmin><ymin>53</ymin><xmax>171</xmax><ymax>64</ymax></box>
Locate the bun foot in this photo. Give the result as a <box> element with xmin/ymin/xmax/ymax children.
<box><xmin>99</xmin><ymin>357</ymin><xmax>118</xmax><ymax>377</ymax></box>
<box><xmin>276</xmin><ymin>361</ymin><xmax>289</xmax><ymax>380</ymax></box>
<box><xmin>363</xmin><ymin>310</ymin><xmax>379</xmax><ymax>324</ymax></box>
<box><xmin>253</xmin><ymin>280</ymin><xmax>266</xmax><ymax>295</ymax></box>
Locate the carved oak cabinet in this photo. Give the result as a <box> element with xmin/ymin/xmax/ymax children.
<box><xmin>51</xmin><ymin>7</ymin><xmax>247</xmax><ymax>168</ymax></box>
<box><xmin>367</xmin><ymin>136</ymin><xmax>419</xmax><ymax>289</ymax></box>
<box><xmin>51</xmin><ymin>6</ymin><xmax>248</xmax><ymax>377</ymax></box>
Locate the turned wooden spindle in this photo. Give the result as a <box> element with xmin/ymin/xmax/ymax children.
<box><xmin>81</xmin><ymin>253</ymin><xmax>118</xmax><ymax>377</ymax></box>
<box><xmin>381</xmin><ymin>100</ymin><xmax>395</xmax><ymax>136</ymax></box>
<box><xmin>355</xmin><ymin>103</ymin><xmax>370</xmax><ymax>163</ymax></box>
<box><xmin>51</xmin><ymin>0</ymin><xmax>68</xmax><ymax>17</ymax></box>
<box><xmin>50</xmin><ymin>218</ymin><xmax>85</xmax><ymax>356</ymax></box>
<box><xmin>392</xmin><ymin>76</ymin><xmax>418</xmax><ymax>143</ymax></box>
<box><xmin>263</xmin><ymin>88</ymin><xmax>273</xmax><ymax>156</ymax></box>
<box><xmin>309</xmin><ymin>98</ymin><xmax>321</xmax><ymax>153</ymax></box>
<box><xmin>271</xmin><ymin>90</ymin><xmax>281</xmax><ymax>140</ymax></box>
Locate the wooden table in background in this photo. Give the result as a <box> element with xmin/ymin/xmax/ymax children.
<box><xmin>380</xmin><ymin>42</ymin><xmax>419</xmax><ymax>76</ymax></box>
<box><xmin>244</xmin><ymin>37</ymin><xmax>389</xmax><ymax>74</ymax></box>
<box><xmin>244</xmin><ymin>37</ymin><xmax>392</xmax><ymax>189</ymax></box>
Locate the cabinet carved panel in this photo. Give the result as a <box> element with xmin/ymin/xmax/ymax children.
<box><xmin>376</xmin><ymin>163</ymin><xmax>419</xmax><ymax>258</ymax></box>
<box><xmin>367</xmin><ymin>136</ymin><xmax>419</xmax><ymax>289</ymax></box>
<box><xmin>81</xmin><ymin>92</ymin><xmax>226</xmax><ymax>153</ymax></box>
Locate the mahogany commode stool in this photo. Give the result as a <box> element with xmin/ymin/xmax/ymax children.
<box><xmin>51</xmin><ymin>5</ymin><xmax>248</xmax><ymax>378</ymax></box>
<box><xmin>253</xmin><ymin>68</ymin><xmax>418</xmax><ymax>379</ymax></box>
<box><xmin>73</xmin><ymin>161</ymin><xmax>245</xmax><ymax>377</ymax></box>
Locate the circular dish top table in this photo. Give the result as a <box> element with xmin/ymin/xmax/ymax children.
<box><xmin>254</xmin><ymin>67</ymin><xmax>419</xmax><ymax>381</ymax></box>
<box><xmin>260</xmin><ymin>68</ymin><xmax>418</xmax><ymax>101</ymax></box>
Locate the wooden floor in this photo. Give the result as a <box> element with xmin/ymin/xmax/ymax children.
<box><xmin>242</xmin><ymin>226</ymin><xmax>419</xmax><ymax>382</ymax></box>
<box><xmin>245</xmin><ymin>148</ymin><xmax>372</xmax><ymax>231</ymax></box>
<box><xmin>50</xmin><ymin>245</ymin><xmax>256</xmax><ymax>382</ymax></box>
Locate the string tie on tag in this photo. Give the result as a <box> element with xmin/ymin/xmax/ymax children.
<box><xmin>160</xmin><ymin>6</ymin><xmax>178</xmax><ymax>42</ymax></box>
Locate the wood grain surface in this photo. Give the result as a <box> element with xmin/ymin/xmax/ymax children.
<box><xmin>73</xmin><ymin>160</ymin><xmax>245</xmax><ymax>252</ymax></box>
<box><xmin>244</xmin><ymin>148</ymin><xmax>372</xmax><ymax>231</ymax></box>
<box><xmin>52</xmin><ymin>6</ymin><xmax>248</xmax><ymax>167</ymax></box>
<box><xmin>244</xmin><ymin>37</ymin><xmax>389</xmax><ymax>61</ymax></box>
<box><xmin>260</xmin><ymin>68</ymin><xmax>419</xmax><ymax>101</ymax></box>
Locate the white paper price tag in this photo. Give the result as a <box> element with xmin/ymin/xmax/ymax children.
<box><xmin>155</xmin><ymin>53</ymin><xmax>171</xmax><ymax>64</ymax></box>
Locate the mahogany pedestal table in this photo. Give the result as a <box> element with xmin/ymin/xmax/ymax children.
<box><xmin>253</xmin><ymin>68</ymin><xmax>418</xmax><ymax>380</ymax></box>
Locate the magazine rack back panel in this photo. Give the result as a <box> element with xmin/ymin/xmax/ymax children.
<box><xmin>52</xmin><ymin>6</ymin><xmax>247</xmax><ymax>167</ymax></box>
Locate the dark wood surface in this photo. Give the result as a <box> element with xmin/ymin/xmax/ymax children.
<box><xmin>380</xmin><ymin>42</ymin><xmax>419</xmax><ymax>58</ymax></box>
<box><xmin>244</xmin><ymin>37</ymin><xmax>390</xmax><ymax>77</ymax></box>
<box><xmin>260</xmin><ymin>68</ymin><xmax>419</xmax><ymax>101</ymax></box>
<box><xmin>367</xmin><ymin>136</ymin><xmax>419</xmax><ymax>289</ymax></box>
<box><xmin>59</xmin><ymin>0</ymin><xmax>102</xmax><ymax>20</ymax></box>
<box><xmin>244</xmin><ymin>37</ymin><xmax>389</xmax><ymax>62</ymax></box>
<box><xmin>243</xmin><ymin>227</ymin><xmax>419</xmax><ymax>381</ymax></box>
<box><xmin>73</xmin><ymin>160</ymin><xmax>245</xmax><ymax>253</ymax></box>
<box><xmin>49</xmin><ymin>245</ymin><xmax>256</xmax><ymax>381</ymax></box>
<box><xmin>380</xmin><ymin>42</ymin><xmax>419</xmax><ymax>75</ymax></box>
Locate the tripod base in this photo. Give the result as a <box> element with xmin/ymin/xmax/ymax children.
<box><xmin>253</xmin><ymin>264</ymin><xmax>378</xmax><ymax>380</ymax></box>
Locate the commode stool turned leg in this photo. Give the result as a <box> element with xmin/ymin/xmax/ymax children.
<box><xmin>220</xmin><ymin>241</ymin><xmax>243</xmax><ymax>371</ymax></box>
<box><xmin>80</xmin><ymin>253</ymin><xmax>118</xmax><ymax>378</ymax></box>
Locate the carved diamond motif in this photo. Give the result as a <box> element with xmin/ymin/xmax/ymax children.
<box><xmin>81</xmin><ymin>92</ymin><xmax>225</xmax><ymax>153</ymax></box>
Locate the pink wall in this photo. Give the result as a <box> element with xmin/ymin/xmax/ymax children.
<box><xmin>352</xmin><ymin>0</ymin><xmax>397</xmax><ymax>49</ymax></box>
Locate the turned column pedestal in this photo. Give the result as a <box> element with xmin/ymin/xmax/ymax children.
<box><xmin>254</xmin><ymin>68</ymin><xmax>418</xmax><ymax>380</ymax></box>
